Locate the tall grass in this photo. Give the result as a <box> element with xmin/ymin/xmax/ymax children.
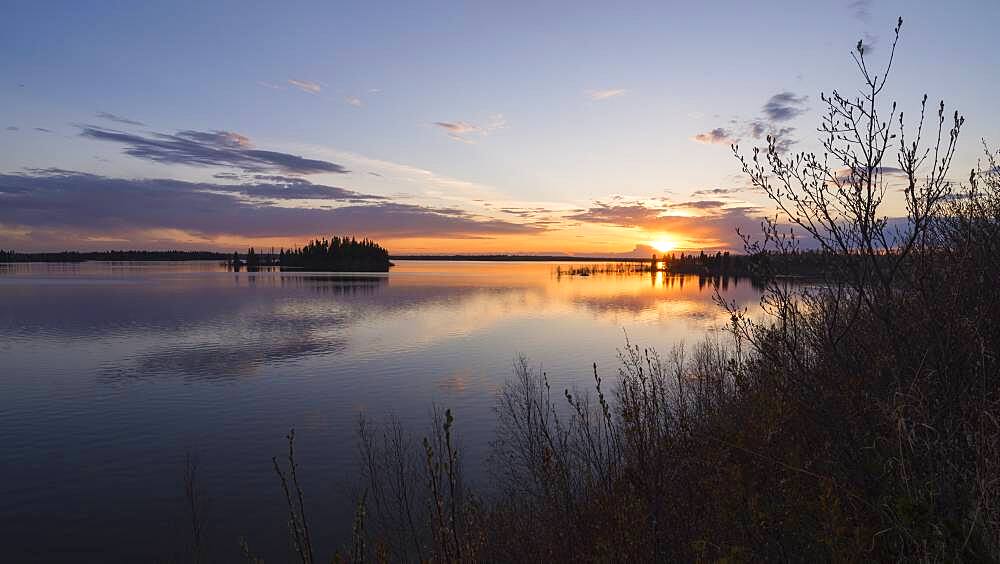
<box><xmin>554</xmin><ymin>262</ymin><xmax>660</xmax><ymax>277</ymax></box>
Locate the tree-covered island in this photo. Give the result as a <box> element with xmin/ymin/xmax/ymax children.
<box><xmin>276</xmin><ymin>237</ymin><xmax>391</xmax><ymax>272</ymax></box>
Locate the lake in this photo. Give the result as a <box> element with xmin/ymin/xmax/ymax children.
<box><xmin>0</xmin><ymin>260</ymin><xmax>764</xmax><ymax>562</ymax></box>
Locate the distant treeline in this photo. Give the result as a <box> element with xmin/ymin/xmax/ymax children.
<box><xmin>548</xmin><ymin>250</ymin><xmax>837</xmax><ymax>279</ymax></box>
<box><xmin>657</xmin><ymin>249</ymin><xmax>837</xmax><ymax>277</ymax></box>
<box><xmin>0</xmin><ymin>247</ymin><xmax>837</xmax><ymax>277</ymax></box>
<box><xmin>2</xmin><ymin>238</ymin><xmax>393</xmax><ymax>272</ymax></box>
<box><xmin>276</xmin><ymin>237</ymin><xmax>390</xmax><ymax>272</ymax></box>
<box><xmin>0</xmin><ymin>249</ymin><xmax>230</xmax><ymax>262</ymax></box>
<box><xmin>390</xmin><ymin>251</ymin><xmax>838</xmax><ymax>277</ymax></box>
<box><xmin>389</xmin><ymin>254</ymin><xmax>653</xmax><ymax>262</ymax></box>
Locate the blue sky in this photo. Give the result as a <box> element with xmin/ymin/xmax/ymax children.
<box><xmin>2</xmin><ymin>0</ymin><xmax>998</xmax><ymax>253</ymax></box>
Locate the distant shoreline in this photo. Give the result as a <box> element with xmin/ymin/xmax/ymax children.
<box><xmin>389</xmin><ymin>254</ymin><xmax>656</xmax><ymax>262</ymax></box>
<box><xmin>0</xmin><ymin>252</ymin><xmax>833</xmax><ymax>278</ymax></box>
<box><xmin>0</xmin><ymin>251</ymin><xmax>667</xmax><ymax>264</ymax></box>
<box><xmin>0</xmin><ymin>251</ymin><xmax>231</xmax><ymax>263</ymax></box>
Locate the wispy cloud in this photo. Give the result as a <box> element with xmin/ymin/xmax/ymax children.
<box><xmin>250</xmin><ymin>174</ymin><xmax>315</xmax><ymax>185</ymax></box>
<box><xmin>212</xmin><ymin>172</ymin><xmax>352</xmax><ymax>189</ymax></box>
<box><xmin>691</xmin><ymin>127</ymin><xmax>737</xmax><ymax>145</ymax></box>
<box><xmin>5</xmin><ymin>126</ymin><xmax>18</xmax><ymax>131</ymax></box>
<box><xmin>312</xmin><ymin>147</ymin><xmax>497</xmax><ymax>197</ymax></box>
<box><xmin>344</xmin><ymin>95</ymin><xmax>363</xmax><ymax>107</ymax></box>
<box><xmin>671</xmin><ymin>199</ymin><xmax>728</xmax><ymax>210</ymax></box>
<box><xmin>762</xmin><ymin>91</ymin><xmax>808</xmax><ymax>122</ymax></box>
<box><xmin>79</xmin><ymin>126</ymin><xmax>348</xmax><ymax>175</ymax></box>
<box><xmin>769</xmin><ymin>126</ymin><xmax>798</xmax><ymax>153</ymax></box>
<box><xmin>858</xmin><ymin>32</ymin><xmax>879</xmax><ymax>54</ymax></box>
<box><xmin>34</xmin><ymin>127</ymin><xmax>53</xmax><ymax>133</ymax></box>
<box><xmin>257</xmin><ymin>81</ymin><xmax>286</xmax><ymax>90</ymax></box>
<box><xmin>288</xmin><ymin>78</ymin><xmax>322</xmax><ymax>94</ymax></box>
<box><xmin>691</xmin><ymin>187</ymin><xmax>744</xmax><ymax>197</ymax></box>
<box><xmin>433</xmin><ymin>114</ymin><xmax>506</xmax><ymax>143</ymax></box>
<box><xmin>96</xmin><ymin>112</ymin><xmax>146</xmax><ymax>127</ymax></box>
<box><xmin>848</xmin><ymin>0</ymin><xmax>872</xmax><ymax>21</ymax></box>
<box><xmin>692</xmin><ymin>90</ymin><xmax>807</xmax><ymax>152</ymax></box>
<box><xmin>587</xmin><ymin>88</ymin><xmax>627</xmax><ymax>101</ymax></box>
<box><xmin>434</xmin><ymin>121</ymin><xmax>480</xmax><ymax>134</ymax></box>
<box><xmin>832</xmin><ymin>165</ymin><xmax>908</xmax><ymax>185</ymax></box>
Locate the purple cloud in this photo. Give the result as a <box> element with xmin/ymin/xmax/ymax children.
<box><xmin>691</xmin><ymin>128</ymin><xmax>737</xmax><ymax>145</ymax></box>
<box><xmin>762</xmin><ymin>92</ymin><xmax>808</xmax><ymax>122</ymax></box>
<box><xmin>79</xmin><ymin>126</ymin><xmax>349</xmax><ymax>175</ymax></box>
<box><xmin>0</xmin><ymin>170</ymin><xmax>538</xmax><ymax>247</ymax></box>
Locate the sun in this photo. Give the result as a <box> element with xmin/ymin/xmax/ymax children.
<box><xmin>649</xmin><ymin>238</ymin><xmax>676</xmax><ymax>253</ymax></box>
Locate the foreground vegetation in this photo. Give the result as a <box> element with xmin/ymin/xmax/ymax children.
<box><xmin>553</xmin><ymin>249</ymin><xmax>838</xmax><ymax>279</ymax></box>
<box><xmin>228</xmin><ymin>20</ymin><xmax>998</xmax><ymax>562</ymax></box>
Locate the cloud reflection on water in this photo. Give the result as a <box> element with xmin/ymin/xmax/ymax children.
<box><xmin>0</xmin><ymin>260</ymin><xmax>770</xmax><ymax>563</ymax></box>
<box><xmin>0</xmin><ymin>261</ymin><xmax>762</xmax><ymax>381</ymax></box>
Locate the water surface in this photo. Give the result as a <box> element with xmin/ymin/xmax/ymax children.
<box><xmin>0</xmin><ymin>260</ymin><xmax>762</xmax><ymax>562</ymax></box>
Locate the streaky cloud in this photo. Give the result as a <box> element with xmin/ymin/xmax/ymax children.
<box><xmin>288</xmin><ymin>78</ymin><xmax>322</xmax><ymax>94</ymax></box>
<box><xmin>432</xmin><ymin>115</ymin><xmax>506</xmax><ymax>143</ymax></box>
<box><xmin>96</xmin><ymin>112</ymin><xmax>146</xmax><ymax>127</ymax></box>
<box><xmin>79</xmin><ymin>126</ymin><xmax>349</xmax><ymax>175</ymax></box>
<box><xmin>434</xmin><ymin>121</ymin><xmax>481</xmax><ymax>134</ymax></box>
<box><xmin>251</xmin><ymin>174</ymin><xmax>313</xmax><ymax>184</ymax></box>
<box><xmin>671</xmin><ymin>199</ymin><xmax>728</xmax><ymax>210</ymax></box>
<box><xmin>691</xmin><ymin>187</ymin><xmax>743</xmax><ymax>196</ymax></box>
<box><xmin>587</xmin><ymin>89</ymin><xmax>627</xmax><ymax>100</ymax></box>
<box><xmin>0</xmin><ymin>170</ymin><xmax>538</xmax><ymax>244</ymax></box>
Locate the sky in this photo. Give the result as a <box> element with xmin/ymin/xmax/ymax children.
<box><xmin>2</xmin><ymin>0</ymin><xmax>998</xmax><ymax>254</ymax></box>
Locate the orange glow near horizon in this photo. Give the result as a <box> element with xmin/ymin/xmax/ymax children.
<box><xmin>14</xmin><ymin>223</ymin><xmax>738</xmax><ymax>255</ymax></box>
<box><xmin>649</xmin><ymin>236</ymin><xmax>679</xmax><ymax>254</ymax></box>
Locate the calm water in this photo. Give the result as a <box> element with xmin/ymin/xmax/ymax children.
<box><xmin>0</xmin><ymin>260</ymin><xmax>763</xmax><ymax>562</ymax></box>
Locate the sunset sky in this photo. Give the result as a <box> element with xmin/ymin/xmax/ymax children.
<box><xmin>2</xmin><ymin>0</ymin><xmax>997</xmax><ymax>254</ymax></box>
